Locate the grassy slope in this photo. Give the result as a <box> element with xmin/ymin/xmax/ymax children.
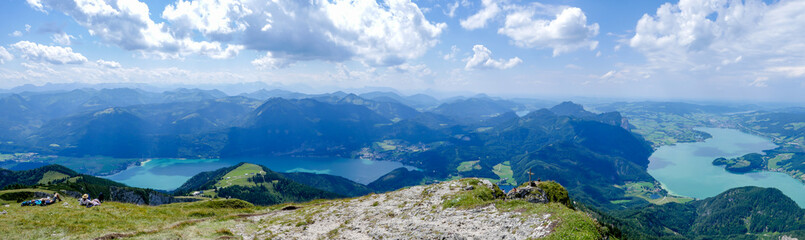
<box><xmin>37</xmin><ymin>171</ymin><xmax>70</xmax><ymax>184</ymax></box>
<box><xmin>0</xmin><ymin>179</ymin><xmax>602</xmax><ymax>239</ymax></box>
<box><xmin>0</xmin><ymin>189</ymin><xmax>259</xmax><ymax>240</ymax></box>
<box><xmin>214</xmin><ymin>163</ymin><xmax>266</xmax><ymax>188</ymax></box>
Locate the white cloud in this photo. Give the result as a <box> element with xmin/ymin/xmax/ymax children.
<box><xmin>460</xmin><ymin>0</ymin><xmax>501</xmax><ymax>30</ymax></box>
<box><xmin>443</xmin><ymin>45</ymin><xmax>460</xmax><ymax>61</ymax></box>
<box><xmin>317</xmin><ymin>0</ymin><xmax>446</xmax><ymax>65</ymax></box>
<box><xmin>96</xmin><ymin>59</ymin><xmax>121</xmax><ymax>68</ymax></box>
<box><xmin>464</xmin><ymin>44</ymin><xmax>522</xmax><ymax>70</ymax></box>
<box><xmin>628</xmin><ymin>0</ymin><xmax>805</xmax><ymax>76</ymax></box>
<box><xmin>389</xmin><ymin>63</ymin><xmax>433</xmax><ymax>77</ymax></box>
<box><xmin>160</xmin><ymin>0</ymin><xmax>446</xmax><ymax>66</ymax></box>
<box><xmin>444</xmin><ymin>1</ymin><xmax>460</xmax><ymax>18</ymax></box>
<box><xmin>252</xmin><ymin>52</ymin><xmax>292</xmax><ymax>70</ymax></box>
<box><xmin>162</xmin><ymin>0</ymin><xmax>252</xmax><ymax>38</ymax></box>
<box><xmin>0</xmin><ymin>47</ymin><xmax>14</xmax><ymax>64</ymax></box>
<box><xmin>10</xmin><ymin>41</ymin><xmax>87</xmax><ymax>64</ymax></box>
<box><xmin>26</xmin><ymin>0</ymin><xmax>44</xmax><ymax>12</ymax></box>
<box><xmin>498</xmin><ymin>7</ymin><xmax>599</xmax><ymax>56</ymax></box>
<box><xmin>28</xmin><ymin>0</ymin><xmax>243</xmax><ymax>59</ymax></box>
<box><xmin>25</xmin><ymin>24</ymin><xmax>31</xmax><ymax>32</ymax></box>
<box><xmin>600</xmin><ymin>70</ymin><xmax>617</xmax><ymax>79</ymax></box>
<box><xmin>749</xmin><ymin>76</ymin><xmax>769</xmax><ymax>87</ymax></box>
<box><xmin>460</xmin><ymin>2</ymin><xmax>600</xmax><ymax>56</ymax></box>
<box><xmin>51</xmin><ymin>32</ymin><xmax>74</xmax><ymax>45</ymax></box>
<box><xmin>10</xmin><ymin>31</ymin><xmax>22</xmax><ymax>37</ymax></box>
<box><xmin>767</xmin><ymin>66</ymin><xmax>805</xmax><ymax>78</ymax></box>
<box><xmin>29</xmin><ymin>0</ymin><xmax>444</xmax><ymax>65</ymax></box>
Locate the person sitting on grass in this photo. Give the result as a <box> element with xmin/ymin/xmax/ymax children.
<box><xmin>79</xmin><ymin>194</ymin><xmax>102</xmax><ymax>208</ymax></box>
<box><xmin>20</xmin><ymin>193</ymin><xmax>61</xmax><ymax>207</ymax></box>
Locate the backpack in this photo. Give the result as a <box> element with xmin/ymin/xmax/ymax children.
<box><xmin>20</xmin><ymin>200</ymin><xmax>32</xmax><ymax>206</ymax></box>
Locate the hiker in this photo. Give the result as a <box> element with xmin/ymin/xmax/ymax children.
<box><xmin>20</xmin><ymin>193</ymin><xmax>61</xmax><ymax>207</ymax></box>
<box><xmin>79</xmin><ymin>194</ymin><xmax>101</xmax><ymax>208</ymax></box>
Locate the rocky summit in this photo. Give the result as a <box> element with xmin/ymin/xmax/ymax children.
<box><xmin>100</xmin><ymin>178</ymin><xmax>606</xmax><ymax>239</ymax></box>
<box><xmin>201</xmin><ymin>178</ymin><xmax>602</xmax><ymax>240</ymax></box>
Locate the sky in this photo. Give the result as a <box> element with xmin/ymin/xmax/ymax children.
<box><xmin>0</xmin><ymin>0</ymin><xmax>803</xmax><ymax>102</ymax></box>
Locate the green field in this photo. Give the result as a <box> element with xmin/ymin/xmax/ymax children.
<box><xmin>768</xmin><ymin>153</ymin><xmax>794</xmax><ymax>169</ymax></box>
<box><xmin>492</xmin><ymin>161</ymin><xmax>516</xmax><ymax>186</ymax></box>
<box><xmin>375</xmin><ymin>140</ymin><xmax>397</xmax><ymax>151</ymax></box>
<box><xmin>456</xmin><ymin>160</ymin><xmax>481</xmax><ymax>172</ymax></box>
<box><xmin>37</xmin><ymin>171</ymin><xmax>70</xmax><ymax>185</ymax></box>
<box><xmin>616</xmin><ymin>182</ymin><xmax>693</xmax><ymax>205</ymax></box>
<box><xmin>214</xmin><ymin>163</ymin><xmax>266</xmax><ymax>188</ymax></box>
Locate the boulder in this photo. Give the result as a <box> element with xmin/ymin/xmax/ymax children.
<box><xmin>506</xmin><ymin>185</ymin><xmax>549</xmax><ymax>204</ymax></box>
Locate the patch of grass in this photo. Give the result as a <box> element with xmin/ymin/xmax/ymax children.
<box><xmin>193</xmin><ymin>199</ymin><xmax>254</xmax><ymax>209</ymax></box>
<box><xmin>38</xmin><ymin>171</ymin><xmax>70</xmax><ymax>185</ymax></box>
<box><xmin>492</xmin><ymin>161</ymin><xmax>515</xmax><ymax>186</ymax></box>
<box><xmin>610</xmin><ymin>199</ymin><xmax>631</xmax><ymax>204</ymax></box>
<box><xmin>375</xmin><ymin>140</ymin><xmax>397</xmax><ymax>151</ymax></box>
<box><xmin>534</xmin><ymin>181</ymin><xmax>573</xmax><ymax>209</ymax></box>
<box><xmin>768</xmin><ymin>153</ymin><xmax>793</xmax><ymax>169</ymax></box>
<box><xmin>442</xmin><ymin>179</ymin><xmax>504</xmax><ymax>209</ymax></box>
<box><xmin>496</xmin><ymin>200</ymin><xmax>601</xmax><ymax>240</ymax></box>
<box><xmin>214</xmin><ymin>163</ymin><xmax>266</xmax><ymax>188</ymax></box>
<box><xmin>475</xmin><ymin>127</ymin><xmax>493</xmax><ymax>132</ymax></box>
<box><xmin>456</xmin><ymin>160</ymin><xmax>481</xmax><ymax>172</ymax></box>
<box><xmin>215</xmin><ymin>228</ymin><xmax>234</xmax><ymax>236</ymax></box>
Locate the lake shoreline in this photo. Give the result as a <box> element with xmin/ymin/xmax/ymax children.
<box><xmin>648</xmin><ymin>127</ymin><xmax>805</xmax><ymax>207</ymax></box>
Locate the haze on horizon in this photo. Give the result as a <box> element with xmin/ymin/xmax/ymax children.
<box><xmin>0</xmin><ymin>0</ymin><xmax>803</xmax><ymax>102</ymax></box>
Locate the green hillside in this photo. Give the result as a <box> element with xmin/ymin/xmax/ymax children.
<box><xmin>610</xmin><ymin>186</ymin><xmax>805</xmax><ymax>239</ymax></box>
<box><xmin>173</xmin><ymin>163</ymin><xmax>341</xmax><ymax>205</ymax></box>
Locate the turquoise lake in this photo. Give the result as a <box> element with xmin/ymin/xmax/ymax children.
<box><xmin>102</xmin><ymin>157</ymin><xmax>413</xmax><ymax>191</ymax></box>
<box><xmin>649</xmin><ymin>128</ymin><xmax>805</xmax><ymax>206</ymax></box>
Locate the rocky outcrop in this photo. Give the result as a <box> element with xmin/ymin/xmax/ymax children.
<box><xmin>506</xmin><ymin>183</ymin><xmax>549</xmax><ymax>204</ymax></box>
<box><xmin>223</xmin><ymin>178</ymin><xmax>598</xmax><ymax>239</ymax></box>
<box><xmin>506</xmin><ymin>181</ymin><xmax>573</xmax><ymax>208</ymax></box>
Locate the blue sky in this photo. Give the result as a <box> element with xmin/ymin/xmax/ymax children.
<box><xmin>0</xmin><ymin>0</ymin><xmax>803</xmax><ymax>102</ymax></box>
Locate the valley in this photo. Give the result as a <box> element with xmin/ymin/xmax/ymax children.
<box><xmin>2</xmin><ymin>87</ymin><xmax>805</xmax><ymax>239</ymax></box>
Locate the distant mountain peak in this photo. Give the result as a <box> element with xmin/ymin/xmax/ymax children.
<box><xmin>549</xmin><ymin>101</ymin><xmax>594</xmax><ymax>117</ymax></box>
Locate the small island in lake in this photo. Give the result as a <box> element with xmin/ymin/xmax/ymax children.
<box><xmin>713</xmin><ymin>153</ymin><xmax>765</xmax><ymax>173</ymax></box>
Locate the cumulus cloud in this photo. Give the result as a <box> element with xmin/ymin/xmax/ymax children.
<box><xmin>96</xmin><ymin>59</ymin><xmax>121</xmax><ymax>68</ymax></box>
<box><xmin>11</xmin><ymin>41</ymin><xmax>87</xmax><ymax>64</ymax></box>
<box><xmin>28</xmin><ymin>0</ymin><xmax>444</xmax><ymax>65</ymax></box>
<box><xmin>251</xmin><ymin>52</ymin><xmax>292</xmax><ymax>70</ymax></box>
<box><xmin>0</xmin><ymin>47</ymin><xmax>13</xmax><ymax>64</ymax></box>
<box><xmin>9</xmin><ymin>31</ymin><xmax>22</xmax><ymax>37</ymax></box>
<box><xmin>27</xmin><ymin>0</ymin><xmax>243</xmax><ymax>59</ymax></box>
<box><xmin>498</xmin><ymin>7</ymin><xmax>599</xmax><ymax>56</ymax></box>
<box><xmin>460</xmin><ymin>0</ymin><xmax>500</xmax><ymax>29</ymax></box>
<box><xmin>464</xmin><ymin>44</ymin><xmax>522</xmax><ymax>70</ymax></box>
<box><xmin>51</xmin><ymin>32</ymin><xmax>74</xmax><ymax>45</ymax></box>
<box><xmin>162</xmin><ymin>0</ymin><xmax>252</xmax><ymax>38</ymax></box>
<box><xmin>461</xmin><ymin>1</ymin><xmax>599</xmax><ymax>56</ymax></box>
<box><xmin>628</xmin><ymin>0</ymin><xmax>805</xmax><ymax>79</ymax></box>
